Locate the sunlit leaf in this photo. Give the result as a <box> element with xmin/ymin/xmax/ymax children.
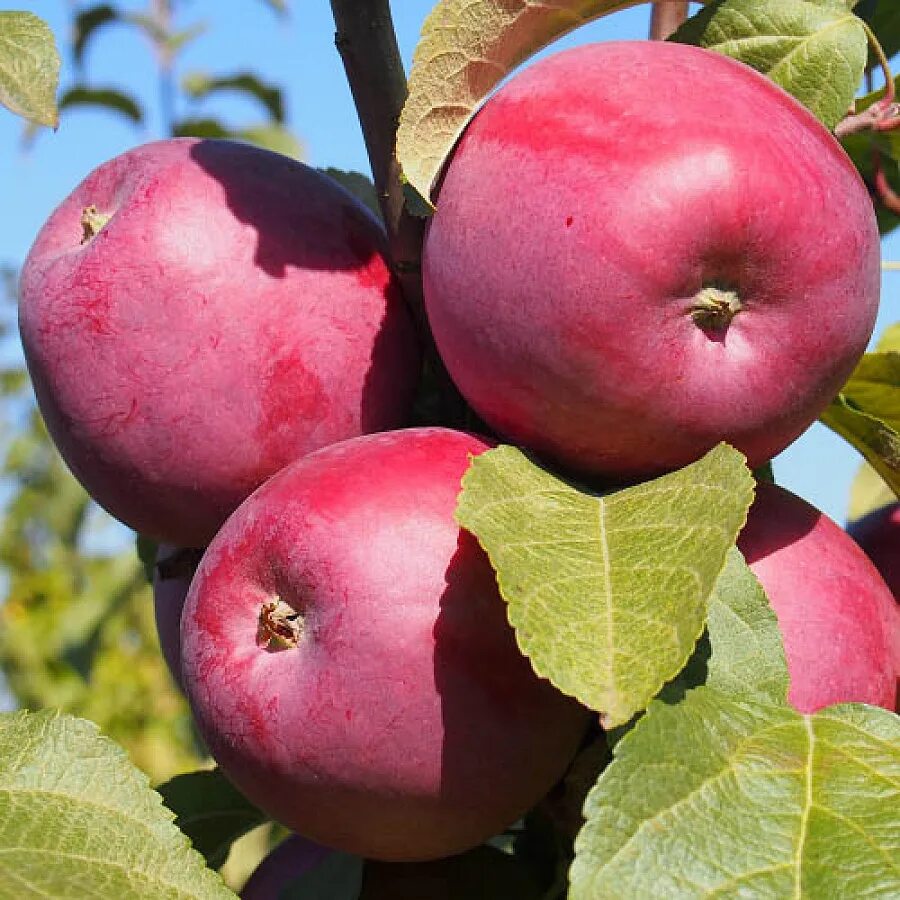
<box><xmin>0</xmin><ymin>12</ymin><xmax>60</xmax><ymax>127</ymax></box>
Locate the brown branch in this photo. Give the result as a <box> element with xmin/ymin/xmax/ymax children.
<box><xmin>329</xmin><ymin>0</ymin><xmax>467</xmax><ymax>426</ymax></box>
<box><xmin>649</xmin><ymin>1</ymin><xmax>690</xmax><ymax>41</ymax></box>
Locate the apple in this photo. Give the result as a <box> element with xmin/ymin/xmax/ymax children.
<box><xmin>19</xmin><ymin>138</ymin><xmax>420</xmax><ymax>547</ymax></box>
<box><xmin>738</xmin><ymin>483</ymin><xmax>899</xmax><ymax>713</ymax></box>
<box><xmin>423</xmin><ymin>41</ymin><xmax>880</xmax><ymax>480</ymax></box>
<box><xmin>153</xmin><ymin>544</ymin><xmax>203</xmax><ymax>692</ymax></box>
<box><xmin>847</xmin><ymin>502</ymin><xmax>900</xmax><ymax>597</ymax></box>
<box><xmin>180</xmin><ymin>428</ymin><xmax>590</xmax><ymax>861</ymax></box>
<box><xmin>240</xmin><ymin>834</ymin><xmax>331</xmax><ymax>900</ymax></box>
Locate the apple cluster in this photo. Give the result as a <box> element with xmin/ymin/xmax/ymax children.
<box><xmin>18</xmin><ymin>39</ymin><xmax>900</xmax><ymax>878</ymax></box>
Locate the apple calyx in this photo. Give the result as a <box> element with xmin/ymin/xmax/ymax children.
<box><xmin>257</xmin><ymin>598</ymin><xmax>304</xmax><ymax>651</ymax></box>
<box><xmin>80</xmin><ymin>205</ymin><xmax>112</xmax><ymax>244</ymax></box>
<box><xmin>689</xmin><ymin>285</ymin><xmax>742</xmax><ymax>332</ymax></box>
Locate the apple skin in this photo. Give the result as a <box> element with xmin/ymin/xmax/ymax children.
<box><xmin>240</xmin><ymin>835</ymin><xmax>331</xmax><ymax>900</ymax></box>
<box><xmin>847</xmin><ymin>503</ymin><xmax>900</xmax><ymax>598</ymax></box>
<box><xmin>19</xmin><ymin>138</ymin><xmax>420</xmax><ymax>546</ymax></box>
<box><xmin>423</xmin><ymin>41</ymin><xmax>880</xmax><ymax>480</ymax></box>
<box><xmin>180</xmin><ymin>427</ymin><xmax>590</xmax><ymax>861</ymax></box>
<box><xmin>738</xmin><ymin>483</ymin><xmax>899</xmax><ymax>713</ymax></box>
<box><xmin>152</xmin><ymin>544</ymin><xmax>202</xmax><ymax>692</ymax></box>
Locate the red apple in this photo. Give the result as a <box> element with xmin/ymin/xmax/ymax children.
<box><xmin>240</xmin><ymin>835</ymin><xmax>331</xmax><ymax>900</ymax></box>
<box><xmin>180</xmin><ymin>428</ymin><xmax>589</xmax><ymax>861</ymax></box>
<box><xmin>738</xmin><ymin>483</ymin><xmax>899</xmax><ymax>713</ymax></box>
<box><xmin>423</xmin><ymin>41</ymin><xmax>880</xmax><ymax>480</ymax></box>
<box><xmin>19</xmin><ymin>138</ymin><xmax>420</xmax><ymax>546</ymax></box>
<box><xmin>847</xmin><ymin>502</ymin><xmax>900</xmax><ymax>597</ymax></box>
<box><xmin>153</xmin><ymin>544</ymin><xmax>202</xmax><ymax>692</ymax></box>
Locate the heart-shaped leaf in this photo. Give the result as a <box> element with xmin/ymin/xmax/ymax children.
<box><xmin>456</xmin><ymin>444</ymin><xmax>754</xmax><ymax>728</ymax></box>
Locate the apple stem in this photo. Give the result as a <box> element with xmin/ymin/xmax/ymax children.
<box><xmin>690</xmin><ymin>286</ymin><xmax>742</xmax><ymax>331</ymax></box>
<box><xmin>80</xmin><ymin>205</ymin><xmax>111</xmax><ymax>244</ymax></box>
<box><xmin>257</xmin><ymin>599</ymin><xmax>304</xmax><ymax>651</ymax></box>
<box><xmin>837</xmin><ymin>23</ymin><xmax>900</xmax><ymax>138</ymax></box>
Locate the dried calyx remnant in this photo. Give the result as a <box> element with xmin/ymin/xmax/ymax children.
<box><xmin>80</xmin><ymin>205</ymin><xmax>111</xmax><ymax>244</ymax></box>
<box><xmin>690</xmin><ymin>284</ymin><xmax>742</xmax><ymax>332</ymax></box>
<box><xmin>258</xmin><ymin>598</ymin><xmax>304</xmax><ymax>651</ymax></box>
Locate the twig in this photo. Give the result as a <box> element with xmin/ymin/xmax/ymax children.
<box><xmin>328</xmin><ymin>0</ymin><xmax>467</xmax><ymax>426</ymax></box>
<box><xmin>649</xmin><ymin>2</ymin><xmax>689</xmax><ymax>41</ymax></box>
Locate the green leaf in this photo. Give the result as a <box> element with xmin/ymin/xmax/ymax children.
<box><xmin>456</xmin><ymin>444</ymin><xmax>755</xmax><ymax>728</ymax></box>
<box><xmin>705</xmin><ymin>547</ymin><xmax>789</xmax><ymax>704</ymax></box>
<box><xmin>673</xmin><ymin>0</ymin><xmax>868</xmax><ymax>129</ymax></box>
<box><xmin>236</xmin><ymin>124</ymin><xmax>303</xmax><ymax>159</ymax></box>
<box><xmin>73</xmin><ymin>4</ymin><xmax>120</xmax><ymax>67</ymax></box>
<box><xmin>0</xmin><ymin>12</ymin><xmax>60</xmax><ymax>127</ymax></box>
<box><xmin>0</xmin><ymin>710</ymin><xmax>236</xmax><ymax>898</ymax></box>
<box><xmin>821</xmin><ymin>393</ymin><xmax>900</xmax><ymax>497</ymax></box>
<box><xmin>840</xmin><ymin>352</ymin><xmax>900</xmax><ymax>431</ymax></box>
<box><xmin>570</xmin><ymin>693</ymin><xmax>900</xmax><ymax>898</ymax></box>
<box><xmin>156</xmin><ymin>768</ymin><xmax>268</xmax><ymax>871</ymax></box>
<box><xmin>319</xmin><ymin>168</ymin><xmax>381</xmax><ymax>219</ymax></box>
<box><xmin>59</xmin><ymin>86</ymin><xmax>142</xmax><ymax>123</ymax></box>
<box><xmin>877</xmin><ymin>323</ymin><xmax>900</xmax><ymax>353</ymax></box>
<box><xmin>281</xmin><ymin>851</ymin><xmax>363</xmax><ymax>899</ymax></box>
<box><xmin>182</xmin><ymin>71</ymin><xmax>285</xmax><ymax>123</ymax></box>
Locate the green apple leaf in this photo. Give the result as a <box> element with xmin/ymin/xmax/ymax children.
<box><xmin>672</xmin><ymin>0</ymin><xmax>868</xmax><ymax>129</ymax></box>
<box><xmin>821</xmin><ymin>346</ymin><xmax>900</xmax><ymax>499</ymax></box>
<box><xmin>0</xmin><ymin>12</ymin><xmax>60</xmax><ymax>127</ymax></box>
<box><xmin>848</xmin><ymin>462</ymin><xmax>895</xmax><ymax>521</ymax></box>
<box><xmin>877</xmin><ymin>323</ymin><xmax>900</xmax><ymax>354</ymax></box>
<box><xmin>156</xmin><ymin>768</ymin><xmax>268</xmax><ymax>871</ymax></box>
<box><xmin>821</xmin><ymin>394</ymin><xmax>900</xmax><ymax>498</ymax></box>
<box><xmin>398</xmin><ymin>0</ymin><xmax>656</xmax><ymax>201</ymax></box>
<box><xmin>570</xmin><ymin>692</ymin><xmax>900</xmax><ymax>898</ymax></box>
<box><xmin>73</xmin><ymin>4</ymin><xmax>120</xmax><ymax>67</ymax></box>
<box><xmin>59</xmin><ymin>85</ymin><xmax>143</xmax><ymax>123</ymax></box>
<box><xmin>705</xmin><ymin>548</ymin><xmax>789</xmax><ymax>704</ymax></box>
<box><xmin>456</xmin><ymin>443</ymin><xmax>755</xmax><ymax>728</ymax></box>
<box><xmin>182</xmin><ymin>71</ymin><xmax>285</xmax><ymax>123</ymax></box>
<box><xmin>0</xmin><ymin>710</ymin><xmax>236</xmax><ymax>898</ymax></box>
<box><xmin>319</xmin><ymin>168</ymin><xmax>381</xmax><ymax>219</ymax></box>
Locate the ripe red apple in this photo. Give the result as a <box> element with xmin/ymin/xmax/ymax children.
<box><xmin>423</xmin><ymin>41</ymin><xmax>880</xmax><ymax>480</ymax></box>
<box><xmin>240</xmin><ymin>835</ymin><xmax>330</xmax><ymax>900</ymax></box>
<box><xmin>20</xmin><ymin>138</ymin><xmax>420</xmax><ymax>546</ymax></box>
<box><xmin>180</xmin><ymin>428</ymin><xmax>590</xmax><ymax>861</ymax></box>
<box><xmin>847</xmin><ymin>502</ymin><xmax>900</xmax><ymax>598</ymax></box>
<box><xmin>153</xmin><ymin>544</ymin><xmax>203</xmax><ymax>692</ymax></box>
<box><xmin>738</xmin><ymin>483</ymin><xmax>899</xmax><ymax>713</ymax></box>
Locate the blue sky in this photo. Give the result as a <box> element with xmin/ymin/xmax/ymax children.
<box><xmin>2</xmin><ymin>1</ymin><xmax>898</xmax><ymax>524</ymax></box>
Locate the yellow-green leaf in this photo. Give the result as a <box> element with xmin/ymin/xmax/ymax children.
<box><xmin>0</xmin><ymin>12</ymin><xmax>60</xmax><ymax>127</ymax></box>
<box><xmin>456</xmin><ymin>444</ymin><xmax>754</xmax><ymax>728</ymax></box>
<box><xmin>397</xmin><ymin>0</ymin><xmax>651</xmax><ymax>201</ymax></box>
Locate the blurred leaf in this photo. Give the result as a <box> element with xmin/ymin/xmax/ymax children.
<box><xmin>848</xmin><ymin>461</ymin><xmax>895</xmax><ymax>520</ymax></box>
<box><xmin>135</xmin><ymin>533</ymin><xmax>157</xmax><ymax>584</ymax></box>
<box><xmin>456</xmin><ymin>444</ymin><xmax>755</xmax><ymax>728</ymax></box>
<box><xmin>59</xmin><ymin>85</ymin><xmax>142</xmax><ymax>123</ymax></box>
<box><xmin>174</xmin><ymin>118</ymin><xmax>303</xmax><ymax>158</ymax></box>
<box><xmin>183</xmin><ymin>71</ymin><xmax>284</xmax><ymax>122</ymax></box>
<box><xmin>237</xmin><ymin>123</ymin><xmax>302</xmax><ymax>158</ymax></box>
<box><xmin>876</xmin><ymin>322</ymin><xmax>900</xmax><ymax>352</ymax></box>
<box><xmin>260</xmin><ymin>0</ymin><xmax>288</xmax><ymax>14</ymax></box>
<box><xmin>570</xmin><ymin>694</ymin><xmax>900</xmax><ymax>898</ymax></box>
<box><xmin>72</xmin><ymin>4</ymin><xmax>120</xmax><ymax>67</ymax></box>
<box><xmin>673</xmin><ymin>0</ymin><xmax>868</xmax><ymax>129</ymax></box>
<box><xmin>157</xmin><ymin>769</ymin><xmax>268</xmax><ymax>870</ymax></box>
<box><xmin>0</xmin><ymin>11</ymin><xmax>60</xmax><ymax>127</ymax></box>
<box><xmin>167</xmin><ymin>23</ymin><xmax>208</xmax><ymax>57</ymax></box>
<box><xmin>0</xmin><ymin>710</ymin><xmax>236</xmax><ymax>899</ymax></box>
<box><xmin>281</xmin><ymin>852</ymin><xmax>364</xmax><ymax>900</ymax></box>
<box><xmin>319</xmin><ymin>168</ymin><xmax>380</xmax><ymax>218</ymax></box>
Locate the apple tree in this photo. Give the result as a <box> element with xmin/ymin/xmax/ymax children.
<box><xmin>0</xmin><ymin>1</ymin><xmax>898</xmax><ymax>898</ymax></box>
